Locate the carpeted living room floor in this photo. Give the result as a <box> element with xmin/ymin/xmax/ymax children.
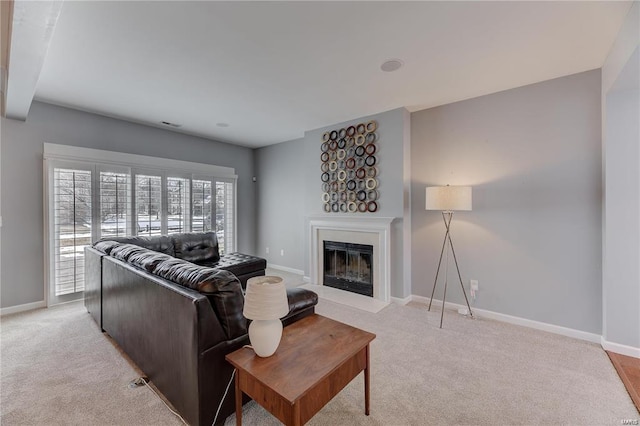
<box><xmin>1</xmin><ymin>292</ymin><xmax>637</xmax><ymax>425</ymax></box>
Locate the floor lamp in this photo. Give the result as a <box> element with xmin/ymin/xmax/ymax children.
<box><xmin>425</xmin><ymin>185</ymin><xmax>474</xmax><ymax>328</ymax></box>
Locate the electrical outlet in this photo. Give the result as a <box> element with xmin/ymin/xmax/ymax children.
<box><xmin>265</xmin><ymin>247</ymin><xmax>269</xmax><ymax>254</ymax></box>
<box><xmin>470</xmin><ymin>280</ymin><xmax>479</xmax><ymax>291</ymax></box>
<box><xmin>280</xmin><ymin>249</ymin><xmax>284</xmax><ymax>256</ymax></box>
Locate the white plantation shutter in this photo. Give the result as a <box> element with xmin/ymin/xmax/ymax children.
<box><xmin>191</xmin><ymin>179</ymin><xmax>212</xmax><ymax>232</ymax></box>
<box><xmin>53</xmin><ymin>167</ymin><xmax>92</xmax><ymax>297</ymax></box>
<box><xmin>99</xmin><ymin>170</ymin><xmax>131</xmax><ymax>238</ymax></box>
<box><xmin>135</xmin><ymin>174</ymin><xmax>162</xmax><ymax>236</ymax></box>
<box><xmin>216</xmin><ymin>180</ymin><xmax>236</xmax><ymax>254</ymax></box>
<box><xmin>167</xmin><ymin>177</ymin><xmax>190</xmax><ymax>234</ymax></box>
<box><xmin>45</xmin><ymin>145</ymin><xmax>237</xmax><ymax>306</ymax></box>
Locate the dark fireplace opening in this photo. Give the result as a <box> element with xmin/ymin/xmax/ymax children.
<box><xmin>323</xmin><ymin>241</ymin><xmax>373</xmax><ymax>297</ymax></box>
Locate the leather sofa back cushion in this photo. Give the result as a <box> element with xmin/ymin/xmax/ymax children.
<box><xmin>93</xmin><ymin>240</ymin><xmax>122</xmax><ymax>255</ymax></box>
<box><xmin>172</xmin><ymin>232</ymin><xmax>220</xmax><ymax>264</ymax></box>
<box><xmin>107</xmin><ymin>235</ymin><xmax>175</xmax><ymax>257</ymax></box>
<box><xmin>154</xmin><ymin>258</ymin><xmax>246</xmax><ymax>339</ymax></box>
<box><xmin>128</xmin><ymin>250</ymin><xmax>174</xmax><ymax>273</ymax></box>
<box><xmin>111</xmin><ymin>244</ymin><xmax>151</xmax><ymax>262</ymax></box>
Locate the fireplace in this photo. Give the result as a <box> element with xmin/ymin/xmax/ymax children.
<box><xmin>323</xmin><ymin>241</ymin><xmax>373</xmax><ymax>297</ymax></box>
<box><xmin>308</xmin><ymin>216</ymin><xmax>394</xmax><ymax>311</ymax></box>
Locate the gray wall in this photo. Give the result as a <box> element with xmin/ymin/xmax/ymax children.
<box><xmin>410</xmin><ymin>70</ymin><xmax>603</xmax><ymax>334</ymax></box>
<box><xmin>602</xmin><ymin>47</ymin><xmax>640</xmax><ymax>348</ymax></box>
<box><xmin>255</xmin><ymin>137</ymin><xmax>306</xmax><ymax>270</ymax></box>
<box><xmin>601</xmin><ymin>2</ymin><xmax>639</xmax><ymax>352</ymax></box>
<box><xmin>256</xmin><ymin>107</ymin><xmax>411</xmax><ymax>298</ymax></box>
<box><xmin>604</xmin><ymin>85</ymin><xmax>640</xmax><ymax>347</ymax></box>
<box><xmin>1</xmin><ymin>101</ymin><xmax>256</xmax><ymax>308</ymax></box>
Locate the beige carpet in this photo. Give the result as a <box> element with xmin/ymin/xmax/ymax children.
<box><xmin>0</xmin><ymin>301</ymin><xmax>182</xmax><ymax>425</ymax></box>
<box><xmin>1</xmin><ymin>298</ymin><xmax>637</xmax><ymax>425</ymax></box>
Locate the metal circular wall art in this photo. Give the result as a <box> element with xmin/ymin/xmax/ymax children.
<box><xmin>320</xmin><ymin>120</ymin><xmax>379</xmax><ymax>213</ymax></box>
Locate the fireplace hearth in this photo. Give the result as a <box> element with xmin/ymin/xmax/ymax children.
<box><xmin>323</xmin><ymin>241</ymin><xmax>373</xmax><ymax>297</ymax></box>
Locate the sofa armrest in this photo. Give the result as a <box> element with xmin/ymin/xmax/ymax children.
<box><xmin>282</xmin><ymin>288</ymin><xmax>318</xmax><ymax>325</ymax></box>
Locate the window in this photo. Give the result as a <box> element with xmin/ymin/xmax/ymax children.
<box><xmin>191</xmin><ymin>179</ymin><xmax>212</xmax><ymax>233</ymax></box>
<box><xmin>167</xmin><ymin>177</ymin><xmax>190</xmax><ymax>234</ymax></box>
<box><xmin>216</xmin><ymin>180</ymin><xmax>235</xmax><ymax>254</ymax></box>
<box><xmin>45</xmin><ymin>144</ymin><xmax>237</xmax><ymax>306</ymax></box>
<box><xmin>135</xmin><ymin>174</ymin><xmax>162</xmax><ymax>236</ymax></box>
<box><xmin>99</xmin><ymin>170</ymin><xmax>131</xmax><ymax>237</ymax></box>
<box><xmin>52</xmin><ymin>167</ymin><xmax>92</xmax><ymax>302</ymax></box>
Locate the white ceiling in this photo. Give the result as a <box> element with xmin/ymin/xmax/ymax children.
<box><xmin>23</xmin><ymin>1</ymin><xmax>632</xmax><ymax>147</ymax></box>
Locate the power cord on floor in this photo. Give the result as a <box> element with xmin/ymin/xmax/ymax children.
<box><xmin>211</xmin><ymin>346</ymin><xmax>253</xmax><ymax>425</ymax></box>
<box><xmin>212</xmin><ymin>368</ymin><xmax>236</xmax><ymax>426</ymax></box>
<box><xmin>132</xmin><ymin>377</ymin><xmax>188</xmax><ymax>425</ymax></box>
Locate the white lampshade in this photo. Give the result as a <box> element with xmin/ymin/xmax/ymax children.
<box><xmin>243</xmin><ymin>276</ymin><xmax>289</xmax><ymax>357</ymax></box>
<box><xmin>243</xmin><ymin>276</ymin><xmax>289</xmax><ymax>320</ymax></box>
<box><xmin>425</xmin><ymin>186</ymin><xmax>472</xmax><ymax>211</ymax></box>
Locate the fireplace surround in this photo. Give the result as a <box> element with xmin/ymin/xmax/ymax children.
<box><xmin>308</xmin><ymin>216</ymin><xmax>394</xmax><ymax>307</ymax></box>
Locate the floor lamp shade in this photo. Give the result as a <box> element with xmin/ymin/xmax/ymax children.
<box><xmin>425</xmin><ymin>186</ymin><xmax>472</xmax><ymax>211</ymax></box>
<box><xmin>243</xmin><ymin>276</ymin><xmax>289</xmax><ymax>357</ymax></box>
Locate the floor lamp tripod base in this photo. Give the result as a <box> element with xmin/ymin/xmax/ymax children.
<box><xmin>427</xmin><ymin>211</ymin><xmax>474</xmax><ymax>328</ymax></box>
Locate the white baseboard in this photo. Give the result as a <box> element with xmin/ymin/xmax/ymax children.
<box><xmin>411</xmin><ymin>295</ymin><xmax>601</xmax><ymax>344</ymax></box>
<box><xmin>601</xmin><ymin>336</ymin><xmax>640</xmax><ymax>358</ymax></box>
<box><xmin>391</xmin><ymin>295</ymin><xmax>412</xmax><ymax>305</ymax></box>
<box><xmin>0</xmin><ymin>300</ymin><xmax>46</xmax><ymax>316</ymax></box>
<box><xmin>267</xmin><ymin>264</ymin><xmax>305</xmax><ymax>276</ymax></box>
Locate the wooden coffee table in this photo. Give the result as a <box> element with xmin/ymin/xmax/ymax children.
<box><xmin>225</xmin><ymin>314</ymin><xmax>376</xmax><ymax>426</ymax></box>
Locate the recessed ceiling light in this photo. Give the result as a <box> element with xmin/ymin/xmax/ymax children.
<box><xmin>160</xmin><ymin>120</ymin><xmax>182</xmax><ymax>128</ymax></box>
<box><xmin>380</xmin><ymin>59</ymin><xmax>404</xmax><ymax>72</ymax></box>
<box><xmin>216</xmin><ymin>122</ymin><xmax>230</xmax><ymax>128</ymax></box>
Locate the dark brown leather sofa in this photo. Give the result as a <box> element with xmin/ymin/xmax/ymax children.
<box><xmin>85</xmin><ymin>232</ymin><xmax>268</xmax><ymax>330</ymax></box>
<box><xmin>84</xmin><ymin>232</ymin><xmax>318</xmax><ymax>426</ymax></box>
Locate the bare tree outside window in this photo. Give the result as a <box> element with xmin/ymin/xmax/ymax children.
<box><xmin>53</xmin><ymin>168</ymin><xmax>92</xmax><ymax>296</ymax></box>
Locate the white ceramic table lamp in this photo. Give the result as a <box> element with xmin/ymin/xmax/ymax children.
<box><xmin>243</xmin><ymin>276</ymin><xmax>289</xmax><ymax>357</ymax></box>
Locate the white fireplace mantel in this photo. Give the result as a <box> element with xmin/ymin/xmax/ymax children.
<box><xmin>308</xmin><ymin>216</ymin><xmax>395</xmax><ymax>305</ymax></box>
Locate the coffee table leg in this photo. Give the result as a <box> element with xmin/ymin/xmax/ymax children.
<box><xmin>365</xmin><ymin>344</ymin><xmax>370</xmax><ymax>416</ymax></box>
<box><xmin>235</xmin><ymin>370</ymin><xmax>242</xmax><ymax>426</ymax></box>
